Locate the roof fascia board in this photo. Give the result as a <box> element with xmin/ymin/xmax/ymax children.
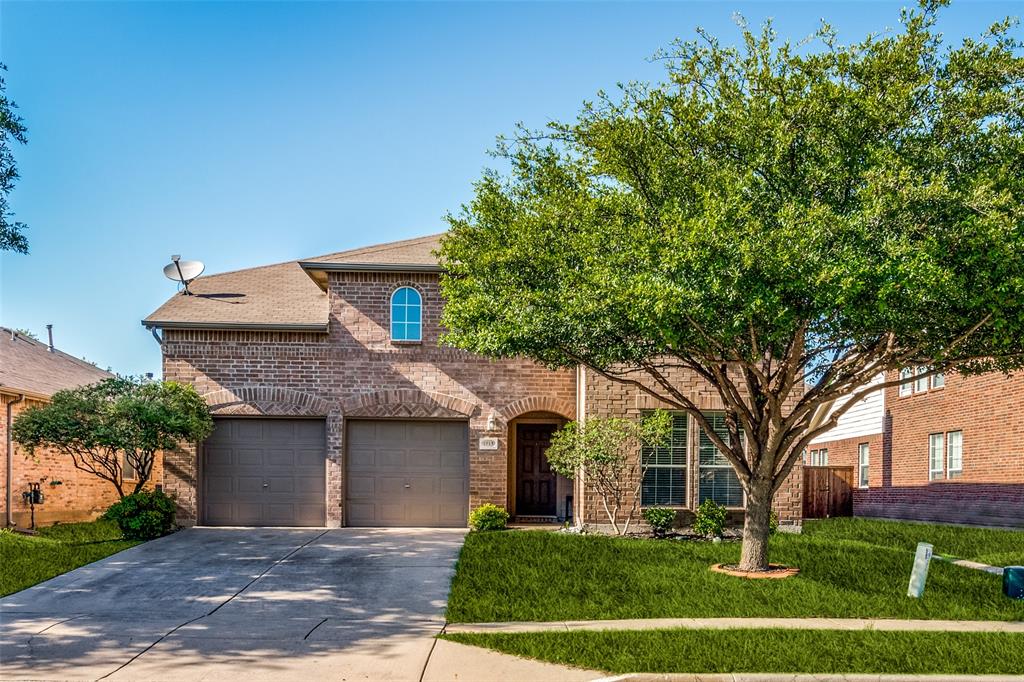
<box><xmin>141</xmin><ymin>321</ymin><xmax>328</xmax><ymax>333</ymax></box>
<box><xmin>298</xmin><ymin>261</ymin><xmax>444</xmax><ymax>290</ymax></box>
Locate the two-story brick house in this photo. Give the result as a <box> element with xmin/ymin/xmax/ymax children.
<box><xmin>144</xmin><ymin>233</ymin><xmax>802</xmax><ymax>529</ymax></box>
<box><xmin>810</xmin><ymin>369</ymin><xmax>1024</xmax><ymax>527</ymax></box>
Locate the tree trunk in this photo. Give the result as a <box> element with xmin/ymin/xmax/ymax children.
<box><xmin>738</xmin><ymin>478</ymin><xmax>774</xmax><ymax>572</ymax></box>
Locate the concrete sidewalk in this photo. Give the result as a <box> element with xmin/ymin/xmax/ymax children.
<box><xmin>445</xmin><ymin>616</ymin><xmax>1024</xmax><ymax>634</ymax></box>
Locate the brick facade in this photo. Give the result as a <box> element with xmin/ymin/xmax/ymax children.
<box><xmin>811</xmin><ymin>370</ymin><xmax>1024</xmax><ymax>527</ymax></box>
<box><xmin>581</xmin><ymin>368</ymin><xmax>803</xmax><ymax>530</ymax></box>
<box><xmin>159</xmin><ymin>271</ymin><xmax>577</xmax><ymax>526</ymax></box>
<box><xmin>2</xmin><ymin>395</ymin><xmax>164</xmax><ymax>526</ymax></box>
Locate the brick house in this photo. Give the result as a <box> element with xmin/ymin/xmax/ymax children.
<box><xmin>143</xmin><ymin>234</ymin><xmax>802</xmax><ymax>529</ymax></box>
<box><xmin>810</xmin><ymin>369</ymin><xmax>1024</xmax><ymax>527</ymax></box>
<box><xmin>1</xmin><ymin>328</ymin><xmax>160</xmax><ymax>527</ymax></box>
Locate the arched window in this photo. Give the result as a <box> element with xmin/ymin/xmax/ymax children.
<box><xmin>390</xmin><ymin>286</ymin><xmax>422</xmax><ymax>342</ymax></box>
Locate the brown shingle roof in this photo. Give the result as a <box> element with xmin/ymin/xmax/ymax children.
<box><xmin>143</xmin><ymin>233</ymin><xmax>444</xmax><ymax>330</ymax></box>
<box><xmin>0</xmin><ymin>328</ymin><xmax>114</xmax><ymax>399</ymax></box>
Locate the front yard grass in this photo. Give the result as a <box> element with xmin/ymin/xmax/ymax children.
<box><xmin>442</xmin><ymin>629</ymin><xmax>1024</xmax><ymax>675</ymax></box>
<box><xmin>804</xmin><ymin>517</ymin><xmax>1024</xmax><ymax>566</ymax></box>
<box><xmin>446</xmin><ymin>520</ymin><xmax>1024</xmax><ymax>623</ymax></box>
<box><xmin>0</xmin><ymin>519</ymin><xmax>139</xmax><ymax>597</ymax></box>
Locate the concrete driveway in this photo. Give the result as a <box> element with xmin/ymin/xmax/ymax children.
<box><xmin>0</xmin><ymin>528</ymin><xmax>468</xmax><ymax>681</ymax></box>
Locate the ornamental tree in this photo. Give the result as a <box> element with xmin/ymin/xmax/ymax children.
<box><xmin>12</xmin><ymin>377</ymin><xmax>213</xmax><ymax>498</ymax></box>
<box><xmin>439</xmin><ymin>2</ymin><xmax>1024</xmax><ymax>571</ymax></box>
<box><xmin>545</xmin><ymin>411</ymin><xmax>672</xmax><ymax>535</ymax></box>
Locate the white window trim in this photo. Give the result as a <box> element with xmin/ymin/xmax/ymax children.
<box><xmin>858</xmin><ymin>443</ymin><xmax>870</xmax><ymax>488</ymax></box>
<box><xmin>390</xmin><ymin>286</ymin><xmax>423</xmax><ymax>342</ymax></box>
<box><xmin>641</xmin><ymin>414</ymin><xmax>689</xmax><ymax>508</ymax></box>
<box><xmin>914</xmin><ymin>366</ymin><xmax>930</xmax><ymax>393</ymax></box>
<box><xmin>697</xmin><ymin>414</ymin><xmax>746</xmax><ymax>509</ymax></box>
<box><xmin>928</xmin><ymin>433</ymin><xmax>944</xmax><ymax>481</ymax></box>
<box><xmin>946</xmin><ymin>430</ymin><xmax>963</xmax><ymax>479</ymax></box>
<box><xmin>931</xmin><ymin>372</ymin><xmax>945</xmax><ymax>389</ymax></box>
<box><xmin>899</xmin><ymin>368</ymin><xmax>914</xmax><ymax>396</ymax></box>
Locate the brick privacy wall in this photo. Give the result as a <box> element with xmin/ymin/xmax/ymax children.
<box><xmin>850</xmin><ymin>370</ymin><xmax>1024</xmax><ymax>527</ymax></box>
<box><xmin>160</xmin><ymin>271</ymin><xmax>576</xmax><ymax>526</ymax></box>
<box><xmin>582</xmin><ymin>367</ymin><xmax>803</xmax><ymax>530</ymax></box>
<box><xmin>1</xmin><ymin>395</ymin><xmax>164</xmax><ymax>527</ymax></box>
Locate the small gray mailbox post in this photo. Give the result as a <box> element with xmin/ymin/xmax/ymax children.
<box><xmin>907</xmin><ymin>542</ymin><xmax>934</xmax><ymax>598</ymax></box>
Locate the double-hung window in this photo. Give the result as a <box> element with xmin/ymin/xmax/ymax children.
<box><xmin>914</xmin><ymin>366</ymin><xmax>930</xmax><ymax>393</ymax></box>
<box><xmin>931</xmin><ymin>372</ymin><xmax>945</xmax><ymax>389</ymax></box>
<box><xmin>899</xmin><ymin>368</ymin><xmax>914</xmax><ymax>396</ymax></box>
<box><xmin>390</xmin><ymin>287</ymin><xmax>422</xmax><ymax>342</ymax></box>
<box><xmin>946</xmin><ymin>430</ymin><xmax>963</xmax><ymax>479</ymax></box>
<box><xmin>122</xmin><ymin>453</ymin><xmax>137</xmax><ymax>481</ymax></box>
<box><xmin>808</xmin><ymin>448</ymin><xmax>828</xmax><ymax>466</ymax></box>
<box><xmin>698</xmin><ymin>413</ymin><xmax>744</xmax><ymax>508</ymax></box>
<box><xmin>858</xmin><ymin>443</ymin><xmax>870</xmax><ymax>488</ymax></box>
<box><xmin>928</xmin><ymin>433</ymin><xmax>944</xmax><ymax>481</ymax></box>
<box><xmin>641</xmin><ymin>414</ymin><xmax>687</xmax><ymax>506</ymax></box>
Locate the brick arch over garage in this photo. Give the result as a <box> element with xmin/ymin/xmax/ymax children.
<box><xmin>201</xmin><ymin>386</ymin><xmax>332</xmax><ymax>417</ymax></box>
<box><xmin>499</xmin><ymin>396</ymin><xmax>576</xmax><ymax>421</ymax></box>
<box><xmin>341</xmin><ymin>389</ymin><xmax>477</xmax><ymax>420</ymax></box>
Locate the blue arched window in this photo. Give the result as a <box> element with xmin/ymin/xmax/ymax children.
<box><xmin>390</xmin><ymin>286</ymin><xmax>422</xmax><ymax>342</ymax></box>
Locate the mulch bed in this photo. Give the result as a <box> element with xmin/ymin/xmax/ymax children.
<box><xmin>710</xmin><ymin>563</ymin><xmax>800</xmax><ymax>579</ymax></box>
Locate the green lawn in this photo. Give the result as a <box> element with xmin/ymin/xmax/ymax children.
<box><xmin>442</xmin><ymin>629</ymin><xmax>1024</xmax><ymax>675</ymax></box>
<box><xmin>805</xmin><ymin>517</ymin><xmax>1024</xmax><ymax>566</ymax></box>
<box><xmin>446</xmin><ymin>520</ymin><xmax>1024</xmax><ymax>623</ymax></box>
<box><xmin>0</xmin><ymin>520</ymin><xmax>139</xmax><ymax>597</ymax></box>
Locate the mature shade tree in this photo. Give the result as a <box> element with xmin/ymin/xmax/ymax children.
<box><xmin>12</xmin><ymin>377</ymin><xmax>213</xmax><ymax>498</ymax></box>
<box><xmin>440</xmin><ymin>1</ymin><xmax>1024</xmax><ymax>571</ymax></box>
<box><xmin>0</xmin><ymin>63</ymin><xmax>28</xmax><ymax>254</ymax></box>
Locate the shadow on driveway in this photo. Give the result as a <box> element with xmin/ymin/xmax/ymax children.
<box><xmin>1</xmin><ymin>527</ymin><xmax>466</xmax><ymax>681</ymax></box>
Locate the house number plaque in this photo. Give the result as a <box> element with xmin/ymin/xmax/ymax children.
<box><xmin>479</xmin><ymin>437</ymin><xmax>499</xmax><ymax>451</ymax></box>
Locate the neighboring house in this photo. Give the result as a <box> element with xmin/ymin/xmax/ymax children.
<box><xmin>143</xmin><ymin>233</ymin><xmax>803</xmax><ymax>529</ymax></box>
<box><xmin>811</xmin><ymin>369</ymin><xmax>1024</xmax><ymax>527</ymax></box>
<box><xmin>0</xmin><ymin>328</ymin><xmax>155</xmax><ymax>526</ymax></box>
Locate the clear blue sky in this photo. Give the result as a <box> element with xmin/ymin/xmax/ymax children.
<box><xmin>1</xmin><ymin>1</ymin><xmax>1018</xmax><ymax>377</ymax></box>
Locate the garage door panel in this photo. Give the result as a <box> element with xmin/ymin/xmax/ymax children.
<box><xmin>202</xmin><ymin>418</ymin><xmax>326</xmax><ymax>527</ymax></box>
<box><xmin>346</xmin><ymin>420</ymin><xmax>467</xmax><ymax>527</ymax></box>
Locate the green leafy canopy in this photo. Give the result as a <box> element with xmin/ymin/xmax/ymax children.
<box><xmin>439</xmin><ymin>1</ymin><xmax>1024</xmax><ymax>568</ymax></box>
<box><xmin>12</xmin><ymin>377</ymin><xmax>213</xmax><ymax>498</ymax></box>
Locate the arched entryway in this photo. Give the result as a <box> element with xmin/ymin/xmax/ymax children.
<box><xmin>505</xmin><ymin>410</ymin><xmax>573</xmax><ymax>523</ymax></box>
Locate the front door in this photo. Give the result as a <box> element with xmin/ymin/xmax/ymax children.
<box><xmin>516</xmin><ymin>423</ymin><xmax>558</xmax><ymax>516</ymax></box>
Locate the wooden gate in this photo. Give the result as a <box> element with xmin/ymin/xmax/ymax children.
<box><xmin>803</xmin><ymin>466</ymin><xmax>854</xmax><ymax>519</ymax></box>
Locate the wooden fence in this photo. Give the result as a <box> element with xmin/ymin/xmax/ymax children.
<box><xmin>802</xmin><ymin>466</ymin><xmax>854</xmax><ymax>519</ymax></box>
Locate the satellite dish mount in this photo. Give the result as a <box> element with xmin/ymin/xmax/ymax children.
<box><xmin>163</xmin><ymin>255</ymin><xmax>205</xmax><ymax>295</ymax></box>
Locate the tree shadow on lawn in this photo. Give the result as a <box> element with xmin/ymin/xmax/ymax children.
<box><xmin>445</xmin><ymin>531</ymin><xmax>1024</xmax><ymax>623</ymax></box>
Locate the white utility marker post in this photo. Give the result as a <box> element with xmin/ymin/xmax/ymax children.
<box><xmin>907</xmin><ymin>542</ymin><xmax>934</xmax><ymax>598</ymax></box>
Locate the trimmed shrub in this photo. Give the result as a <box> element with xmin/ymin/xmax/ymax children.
<box><xmin>103</xmin><ymin>490</ymin><xmax>176</xmax><ymax>540</ymax></box>
<box><xmin>692</xmin><ymin>499</ymin><xmax>727</xmax><ymax>538</ymax></box>
<box><xmin>468</xmin><ymin>504</ymin><xmax>509</xmax><ymax>532</ymax></box>
<box><xmin>642</xmin><ymin>507</ymin><xmax>676</xmax><ymax>538</ymax></box>
<box><xmin>769</xmin><ymin>509</ymin><xmax>780</xmax><ymax>536</ymax></box>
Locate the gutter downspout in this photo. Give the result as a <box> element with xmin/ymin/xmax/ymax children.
<box><xmin>574</xmin><ymin>365</ymin><xmax>586</xmax><ymax>528</ymax></box>
<box><xmin>5</xmin><ymin>393</ymin><xmax>25</xmax><ymax>528</ymax></box>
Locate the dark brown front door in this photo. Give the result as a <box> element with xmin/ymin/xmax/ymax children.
<box><xmin>516</xmin><ymin>423</ymin><xmax>558</xmax><ymax>516</ymax></box>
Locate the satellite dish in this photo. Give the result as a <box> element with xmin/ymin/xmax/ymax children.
<box><xmin>163</xmin><ymin>255</ymin><xmax>205</xmax><ymax>295</ymax></box>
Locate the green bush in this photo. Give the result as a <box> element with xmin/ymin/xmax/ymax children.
<box><xmin>642</xmin><ymin>507</ymin><xmax>676</xmax><ymax>538</ymax></box>
<box><xmin>103</xmin><ymin>490</ymin><xmax>176</xmax><ymax>540</ymax></box>
<box><xmin>769</xmin><ymin>510</ymin><xmax>780</xmax><ymax>536</ymax></box>
<box><xmin>468</xmin><ymin>504</ymin><xmax>509</xmax><ymax>532</ymax></box>
<box><xmin>692</xmin><ymin>499</ymin><xmax>727</xmax><ymax>538</ymax></box>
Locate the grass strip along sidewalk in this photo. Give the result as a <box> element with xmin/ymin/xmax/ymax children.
<box><xmin>0</xmin><ymin>520</ymin><xmax>139</xmax><ymax>597</ymax></box>
<box><xmin>441</xmin><ymin>629</ymin><xmax>1024</xmax><ymax>676</ymax></box>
